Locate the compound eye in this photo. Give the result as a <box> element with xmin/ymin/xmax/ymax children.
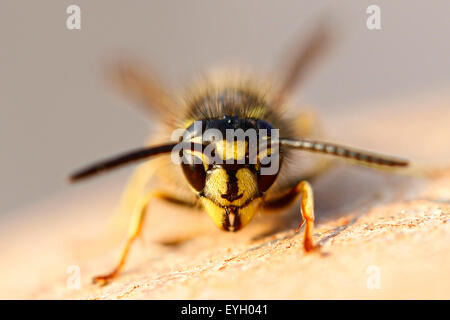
<box><xmin>258</xmin><ymin>171</ymin><xmax>278</xmax><ymax>192</ymax></box>
<box><xmin>181</xmin><ymin>155</ymin><xmax>206</xmax><ymax>192</ymax></box>
<box><xmin>257</xmin><ymin>159</ymin><xmax>279</xmax><ymax>192</ymax></box>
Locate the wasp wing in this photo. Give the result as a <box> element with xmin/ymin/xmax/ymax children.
<box><xmin>106</xmin><ymin>60</ymin><xmax>179</xmax><ymax>125</ymax></box>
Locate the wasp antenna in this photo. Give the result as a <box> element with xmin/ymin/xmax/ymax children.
<box><xmin>69</xmin><ymin>143</ymin><xmax>180</xmax><ymax>182</ymax></box>
<box><xmin>279</xmin><ymin>138</ymin><xmax>409</xmax><ymax>168</ymax></box>
<box><xmin>272</xmin><ymin>22</ymin><xmax>332</xmax><ymax>108</ymax></box>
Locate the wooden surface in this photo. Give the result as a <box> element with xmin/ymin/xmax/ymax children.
<box><xmin>1</xmin><ymin>87</ymin><xmax>449</xmax><ymax>299</ymax></box>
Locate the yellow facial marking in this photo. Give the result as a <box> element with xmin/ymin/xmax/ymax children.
<box><xmin>201</xmin><ymin>197</ymin><xmax>227</xmax><ymax>229</ymax></box>
<box><xmin>201</xmin><ymin>166</ymin><xmax>261</xmax><ymax>231</ymax></box>
<box><xmin>236</xmin><ymin>168</ymin><xmax>258</xmax><ymax>205</ymax></box>
<box><xmin>203</xmin><ymin>167</ymin><xmax>257</xmax><ymax>207</ymax></box>
<box><xmin>214</xmin><ymin>140</ymin><xmax>247</xmax><ymax>162</ymax></box>
<box><xmin>203</xmin><ymin>167</ymin><xmax>229</xmax><ymax>204</ymax></box>
<box><xmin>238</xmin><ymin>197</ymin><xmax>262</xmax><ymax>227</ymax></box>
<box><xmin>200</xmin><ymin>197</ymin><xmax>262</xmax><ymax>231</ymax></box>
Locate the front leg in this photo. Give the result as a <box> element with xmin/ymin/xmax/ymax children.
<box><xmin>264</xmin><ymin>180</ymin><xmax>316</xmax><ymax>252</ymax></box>
<box><xmin>93</xmin><ymin>190</ymin><xmax>195</xmax><ymax>285</ymax></box>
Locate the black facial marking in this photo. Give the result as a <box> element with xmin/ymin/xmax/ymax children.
<box><xmin>220</xmin><ymin>169</ymin><xmax>243</xmax><ymax>203</ymax></box>
<box><xmin>221</xmin><ymin>192</ymin><xmax>243</xmax><ymax>202</ymax></box>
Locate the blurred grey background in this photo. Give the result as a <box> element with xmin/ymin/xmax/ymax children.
<box><xmin>0</xmin><ymin>0</ymin><xmax>449</xmax><ymax>215</ymax></box>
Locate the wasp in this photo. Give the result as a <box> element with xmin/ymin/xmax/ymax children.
<box><xmin>70</xmin><ymin>25</ymin><xmax>409</xmax><ymax>285</ymax></box>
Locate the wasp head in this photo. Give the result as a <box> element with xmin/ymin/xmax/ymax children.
<box><xmin>180</xmin><ymin>117</ymin><xmax>281</xmax><ymax>231</ymax></box>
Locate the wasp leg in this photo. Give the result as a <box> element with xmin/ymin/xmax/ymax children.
<box><xmin>112</xmin><ymin>158</ymin><xmax>162</xmax><ymax>229</ymax></box>
<box><xmin>93</xmin><ymin>190</ymin><xmax>194</xmax><ymax>285</ymax></box>
<box><xmin>296</xmin><ymin>181</ymin><xmax>315</xmax><ymax>251</ymax></box>
<box><xmin>263</xmin><ymin>181</ymin><xmax>316</xmax><ymax>252</ymax></box>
